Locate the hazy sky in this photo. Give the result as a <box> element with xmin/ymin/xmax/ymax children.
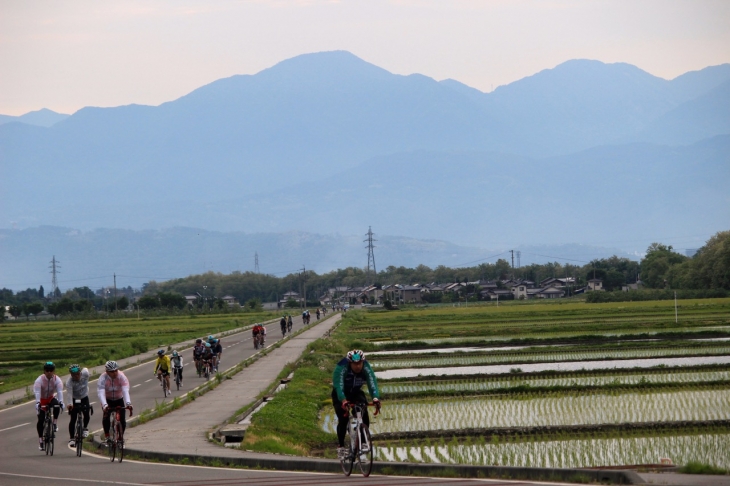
<box><xmin>2</xmin><ymin>0</ymin><xmax>729</xmax><ymax>116</ymax></box>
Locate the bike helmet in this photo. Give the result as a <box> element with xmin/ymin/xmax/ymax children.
<box><xmin>157</xmin><ymin>349</ymin><xmax>165</xmax><ymax>356</ymax></box>
<box><xmin>208</xmin><ymin>335</ymin><xmax>214</xmax><ymax>341</ymax></box>
<box><xmin>69</xmin><ymin>364</ymin><xmax>81</xmax><ymax>373</ymax></box>
<box><xmin>172</xmin><ymin>350</ymin><xmax>178</xmax><ymax>357</ymax></box>
<box><xmin>205</xmin><ymin>342</ymin><xmax>211</xmax><ymax>348</ymax></box>
<box><xmin>347</xmin><ymin>350</ymin><xmax>365</xmax><ymax>363</ymax></box>
<box><xmin>105</xmin><ymin>360</ymin><xmax>119</xmax><ymax>371</ymax></box>
<box><xmin>43</xmin><ymin>361</ymin><xmax>55</xmax><ymax>372</ymax></box>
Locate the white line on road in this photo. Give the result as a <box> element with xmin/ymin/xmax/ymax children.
<box><xmin>0</xmin><ymin>422</ymin><xmax>30</xmax><ymax>432</ymax></box>
<box><xmin>0</xmin><ymin>472</ymin><xmax>149</xmax><ymax>485</ymax></box>
<box><xmin>133</xmin><ymin>384</ymin><xmax>141</xmax><ymax>388</ymax></box>
<box><xmin>145</xmin><ymin>379</ymin><xmax>152</xmax><ymax>383</ymax></box>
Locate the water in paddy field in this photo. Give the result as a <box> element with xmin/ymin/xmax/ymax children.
<box><xmin>375</xmin><ymin>355</ymin><xmax>730</xmax><ymax>379</ymax></box>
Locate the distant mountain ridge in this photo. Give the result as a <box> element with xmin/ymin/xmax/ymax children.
<box><xmin>0</xmin><ymin>108</ymin><xmax>69</xmax><ymax>127</ymax></box>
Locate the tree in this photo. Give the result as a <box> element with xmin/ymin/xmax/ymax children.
<box><xmin>115</xmin><ymin>296</ymin><xmax>129</xmax><ymax>310</ymax></box>
<box><xmin>8</xmin><ymin>305</ymin><xmax>21</xmax><ymax>319</ymax></box>
<box><xmin>47</xmin><ymin>302</ymin><xmax>61</xmax><ymax>318</ymax></box>
<box><xmin>23</xmin><ymin>302</ymin><xmax>45</xmax><ymax>319</ymax></box>
<box><xmin>39</xmin><ymin>285</ymin><xmax>44</xmax><ymax>299</ymax></box>
<box><xmin>640</xmin><ymin>243</ymin><xmax>688</xmax><ymax>288</ymax></box>
<box><xmin>138</xmin><ymin>295</ymin><xmax>160</xmax><ymax>310</ymax></box>
<box><xmin>158</xmin><ymin>292</ymin><xmax>186</xmax><ymax>309</ymax></box>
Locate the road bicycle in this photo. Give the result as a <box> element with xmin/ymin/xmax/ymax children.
<box><xmin>287</xmin><ymin>320</ymin><xmax>293</xmax><ymax>333</ymax></box>
<box><xmin>70</xmin><ymin>399</ymin><xmax>93</xmax><ymax>457</ymax></box>
<box><xmin>281</xmin><ymin>325</ymin><xmax>287</xmax><ymax>337</ymax></box>
<box><xmin>202</xmin><ymin>359</ymin><xmax>213</xmax><ymax>380</ymax></box>
<box><xmin>340</xmin><ymin>402</ymin><xmax>379</xmax><ymax>477</ymax></box>
<box><xmin>158</xmin><ymin>372</ymin><xmax>170</xmax><ymax>397</ymax></box>
<box><xmin>40</xmin><ymin>403</ymin><xmax>59</xmax><ymax>456</ymax></box>
<box><xmin>173</xmin><ymin>366</ymin><xmax>182</xmax><ymax>390</ymax></box>
<box><xmin>254</xmin><ymin>333</ymin><xmax>261</xmax><ymax>350</ymax></box>
<box><xmin>106</xmin><ymin>405</ymin><xmax>133</xmax><ymax>463</ymax></box>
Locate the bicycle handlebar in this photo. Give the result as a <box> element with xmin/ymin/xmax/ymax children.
<box><xmin>345</xmin><ymin>401</ymin><xmax>381</xmax><ymax>416</ymax></box>
<box><xmin>104</xmin><ymin>405</ymin><xmax>133</xmax><ymax>417</ymax></box>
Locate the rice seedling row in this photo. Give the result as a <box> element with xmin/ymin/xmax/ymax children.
<box><xmin>380</xmin><ymin>369</ymin><xmax>730</xmax><ymax>395</ymax></box>
<box><xmin>321</xmin><ymin>389</ymin><xmax>730</xmax><ymax>433</ymax></box>
<box><xmin>373</xmin><ymin>432</ymin><xmax>730</xmax><ymax>469</ymax></box>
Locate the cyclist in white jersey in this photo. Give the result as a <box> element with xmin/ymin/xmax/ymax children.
<box><xmin>97</xmin><ymin>360</ymin><xmax>132</xmax><ymax>443</ymax></box>
<box><xmin>34</xmin><ymin>361</ymin><xmax>64</xmax><ymax>451</ymax></box>
<box><xmin>65</xmin><ymin>364</ymin><xmax>91</xmax><ymax>447</ymax></box>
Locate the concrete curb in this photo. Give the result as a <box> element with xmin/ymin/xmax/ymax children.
<box><xmin>89</xmin><ymin>443</ymin><xmax>644</xmax><ymax>484</ymax></box>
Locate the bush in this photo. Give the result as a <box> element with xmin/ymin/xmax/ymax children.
<box><xmin>679</xmin><ymin>461</ymin><xmax>728</xmax><ymax>475</ymax></box>
<box><xmin>585</xmin><ymin>288</ymin><xmax>729</xmax><ymax>303</ymax></box>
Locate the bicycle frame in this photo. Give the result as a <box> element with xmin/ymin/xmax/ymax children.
<box><xmin>40</xmin><ymin>404</ymin><xmax>59</xmax><ymax>456</ymax></box>
<box><xmin>340</xmin><ymin>401</ymin><xmax>378</xmax><ymax>477</ymax></box>
<box><xmin>106</xmin><ymin>405</ymin><xmax>132</xmax><ymax>463</ymax></box>
<box><xmin>71</xmin><ymin>399</ymin><xmax>91</xmax><ymax>457</ymax></box>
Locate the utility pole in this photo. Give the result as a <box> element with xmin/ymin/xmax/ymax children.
<box><xmin>300</xmin><ymin>265</ymin><xmax>307</xmax><ymax>309</ymax></box>
<box><xmin>510</xmin><ymin>250</ymin><xmax>515</xmax><ymax>279</ymax></box>
<box><xmin>255</xmin><ymin>252</ymin><xmax>259</xmax><ymax>274</ymax></box>
<box><xmin>49</xmin><ymin>256</ymin><xmax>60</xmax><ymax>301</ymax></box>
<box><xmin>114</xmin><ymin>273</ymin><xmax>118</xmax><ymax>311</ymax></box>
<box><xmin>365</xmin><ymin>227</ymin><xmax>377</xmax><ymax>284</ymax></box>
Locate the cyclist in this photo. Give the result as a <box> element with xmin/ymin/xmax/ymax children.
<box><xmin>193</xmin><ymin>338</ymin><xmax>205</xmax><ymax>374</ymax></box>
<box><xmin>332</xmin><ymin>349</ymin><xmax>381</xmax><ymax>460</ymax></box>
<box><xmin>170</xmin><ymin>350</ymin><xmax>184</xmax><ymax>388</ymax></box>
<box><xmin>287</xmin><ymin>315</ymin><xmax>293</xmax><ymax>332</ymax></box>
<box><xmin>65</xmin><ymin>364</ymin><xmax>91</xmax><ymax>447</ymax></box>
<box><xmin>200</xmin><ymin>342</ymin><xmax>215</xmax><ymax>374</ymax></box>
<box><xmin>316</xmin><ymin>308</ymin><xmax>321</xmax><ymax>320</ymax></box>
<box><xmin>34</xmin><ymin>361</ymin><xmax>64</xmax><ymax>451</ymax></box>
<box><xmin>97</xmin><ymin>360</ymin><xmax>132</xmax><ymax>444</ymax></box>
<box><xmin>280</xmin><ymin>316</ymin><xmax>287</xmax><ymax>336</ymax></box>
<box><xmin>154</xmin><ymin>349</ymin><xmax>172</xmax><ymax>395</ymax></box>
<box><xmin>252</xmin><ymin>323</ymin><xmax>263</xmax><ymax>347</ymax></box>
<box><xmin>210</xmin><ymin>338</ymin><xmax>222</xmax><ymax>371</ymax></box>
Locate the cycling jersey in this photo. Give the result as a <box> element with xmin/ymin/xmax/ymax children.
<box><xmin>332</xmin><ymin>357</ymin><xmax>380</xmax><ymax>403</ymax></box>
<box><xmin>170</xmin><ymin>355</ymin><xmax>183</xmax><ymax>368</ymax></box>
<box><xmin>201</xmin><ymin>348</ymin><xmax>214</xmax><ymax>360</ymax></box>
<box><xmin>97</xmin><ymin>371</ymin><xmax>131</xmax><ymax>408</ymax></box>
<box><xmin>34</xmin><ymin>374</ymin><xmax>64</xmax><ymax>406</ymax></box>
<box><xmin>154</xmin><ymin>355</ymin><xmax>172</xmax><ymax>372</ymax></box>
<box><xmin>65</xmin><ymin>367</ymin><xmax>90</xmax><ymax>402</ymax></box>
<box><xmin>193</xmin><ymin>344</ymin><xmax>205</xmax><ymax>357</ymax></box>
<box><xmin>211</xmin><ymin>342</ymin><xmax>222</xmax><ymax>354</ymax></box>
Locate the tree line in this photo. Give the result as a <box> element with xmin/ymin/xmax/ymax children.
<box><xmin>2</xmin><ymin>230</ymin><xmax>727</xmax><ymax>319</ymax></box>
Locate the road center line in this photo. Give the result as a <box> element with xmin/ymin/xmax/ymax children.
<box><xmin>0</xmin><ymin>422</ymin><xmax>30</xmax><ymax>432</ymax></box>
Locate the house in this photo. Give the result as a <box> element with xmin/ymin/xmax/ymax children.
<box><xmin>540</xmin><ymin>277</ymin><xmax>574</xmax><ymax>289</ymax></box>
<box><xmin>536</xmin><ymin>287</ymin><xmax>566</xmax><ymax>299</ymax></box>
<box><xmin>184</xmin><ymin>295</ymin><xmax>198</xmax><ymax>306</ymax></box>
<box><xmin>481</xmin><ymin>289</ymin><xmax>512</xmax><ymax>300</ymax></box>
<box><xmin>280</xmin><ymin>291</ymin><xmax>303</xmax><ymax>305</ymax></box>
<box><xmin>622</xmin><ymin>281</ymin><xmax>644</xmax><ymax>292</ymax></box>
<box><xmin>401</xmin><ymin>285</ymin><xmax>422</xmax><ymax>303</ymax></box>
<box><xmin>586</xmin><ymin>279</ymin><xmax>604</xmax><ymax>291</ymax></box>
<box><xmin>221</xmin><ymin>295</ymin><xmax>238</xmax><ymax>307</ymax></box>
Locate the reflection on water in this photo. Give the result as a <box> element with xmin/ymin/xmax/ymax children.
<box><xmin>376</xmin><ymin>355</ymin><xmax>730</xmax><ymax>379</ymax></box>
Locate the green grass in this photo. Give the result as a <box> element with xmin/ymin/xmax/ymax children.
<box><xmin>680</xmin><ymin>461</ymin><xmax>729</xmax><ymax>475</ymax></box>
<box><xmin>0</xmin><ymin>311</ymin><xmax>274</xmax><ymax>393</ymax></box>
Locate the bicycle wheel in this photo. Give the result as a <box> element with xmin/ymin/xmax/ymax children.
<box><xmin>356</xmin><ymin>425</ymin><xmax>374</xmax><ymax>477</ymax></box>
<box><xmin>76</xmin><ymin>420</ymin><xmax>83</xmax><ymax>457</ymax></box>
<box><xmin>175</xmin><ymin>370</ymin><xmax>180</xmax><ymax>391</ymax></box>
<box><xmin>43</xmin><ymin>420</ymin><xmax>51</xmax><ymax>455</ymax></box>
<box><xmin>108</xmin><ymin>422</ymin><xmax>117</xmax><ymax>462</ymax></box>
<box><xmin>117</xmin><ymin>423</ymin><xmax>125</xmax><ymax>463</ymax></box>
<box><xmin>340</xmin><ymin>427</ymin><xmax>355</xmax><ymax>476</ymax></box>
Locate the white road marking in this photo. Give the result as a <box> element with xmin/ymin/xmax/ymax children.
<box><xmin>133</xmin><ymin>384</ymin><xmax>141</xmax><ymax>388</ymax></box>
<box><xmin>0</xmin><ymin>472</ymin><xmax>149</xmax><ymax>485</ymax></box>
<box><xmin>0</xmin><ymin>422</ymin><xmax>30</xmax><ymax>432</ymax></box>
<box><xmin>145</xmin><ymin>379</ymin><xmax>153</xmax><ymax>383</ymax></box>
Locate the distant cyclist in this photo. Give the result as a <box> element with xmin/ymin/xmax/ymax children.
<box><xmin>170</xmin><ymin>350</ymin><xmax>184</xmax><ymax>388</ymax></box>
<box><xmin>331</xmin><ymin>350</ymin><xmax>381</xmax><ymax>460</ymax></box>
<box><xmin>280</xmin><ymin>316</ymin><xmax>287</xmax><ymax>336</ymax></box>
<box><xmin>200</xmin><ymin>342</ymin><xmax>215</xmax><ymax>373</ymax></box>
<box><xmin>65</xmin><ymin>364</ymin><xmax>91</xmax><ymax>447</ymax></box>
<box><xmin>154</xmin><ymin>349</ymin><xmax>172</xmax><ymax>395</ymax></box>
<box><xmin>97</xmin><ymin>360</ymin><xmax>132</xmax><ymax>444</ymax></box>
<box><xmin>34</xmin><ymin>361</ymin><xmax>64</xmax><ymax>451</ymax></box>
<box><xmin>209</xmin><ymin>338</ymin><xmax>222</xmax><ymax>370</ymax></box>
<box><xmin>193</xmin><ymin>338</ymin><xmax>205</xmax><ymax>374</ymax></box>
<box><xmin>287</xmin><ymin>315</ymin><xmax>293</xmax><ymax>332</ymax></box>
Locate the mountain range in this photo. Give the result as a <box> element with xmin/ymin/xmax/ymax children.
<box><xmin>1</xmin><ymin>51</ymin><xmax>728</xmax><ymax>289</ymax></box>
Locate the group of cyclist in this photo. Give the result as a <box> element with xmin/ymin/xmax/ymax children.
<box><xmin>34</xmin><ymin>360</ymin><xmax>133</xmax><ymax>451</ymax></box>
<box><xmin>32</xmin><ymin>315</ymin><xmax>382</xmax><ymax>463</ymax></box>
<box><xmin>192</xmin><ymin>335</ymin><xmax>223</xmax><ymax>376</ymax></box>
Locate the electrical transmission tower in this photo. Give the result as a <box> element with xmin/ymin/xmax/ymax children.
<box><xmin>365</xmin><ymin>227</ymin><xmax>377</xmax><ymax>282</ymax></box>
<box><xmin>254</xmin><ymin>252</ymin><xmax>259</xmax><ymax>273</ymax></box>
<box><xmin>49</xmin><ymin>256</ymin><xmax>60</xmax><ymax>300</ymax></box>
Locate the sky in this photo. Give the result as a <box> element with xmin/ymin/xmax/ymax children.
<box><xmin>2</xmin><ymin>0</ymin><xmax>730</xmax><ymax>116</ymax></box>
